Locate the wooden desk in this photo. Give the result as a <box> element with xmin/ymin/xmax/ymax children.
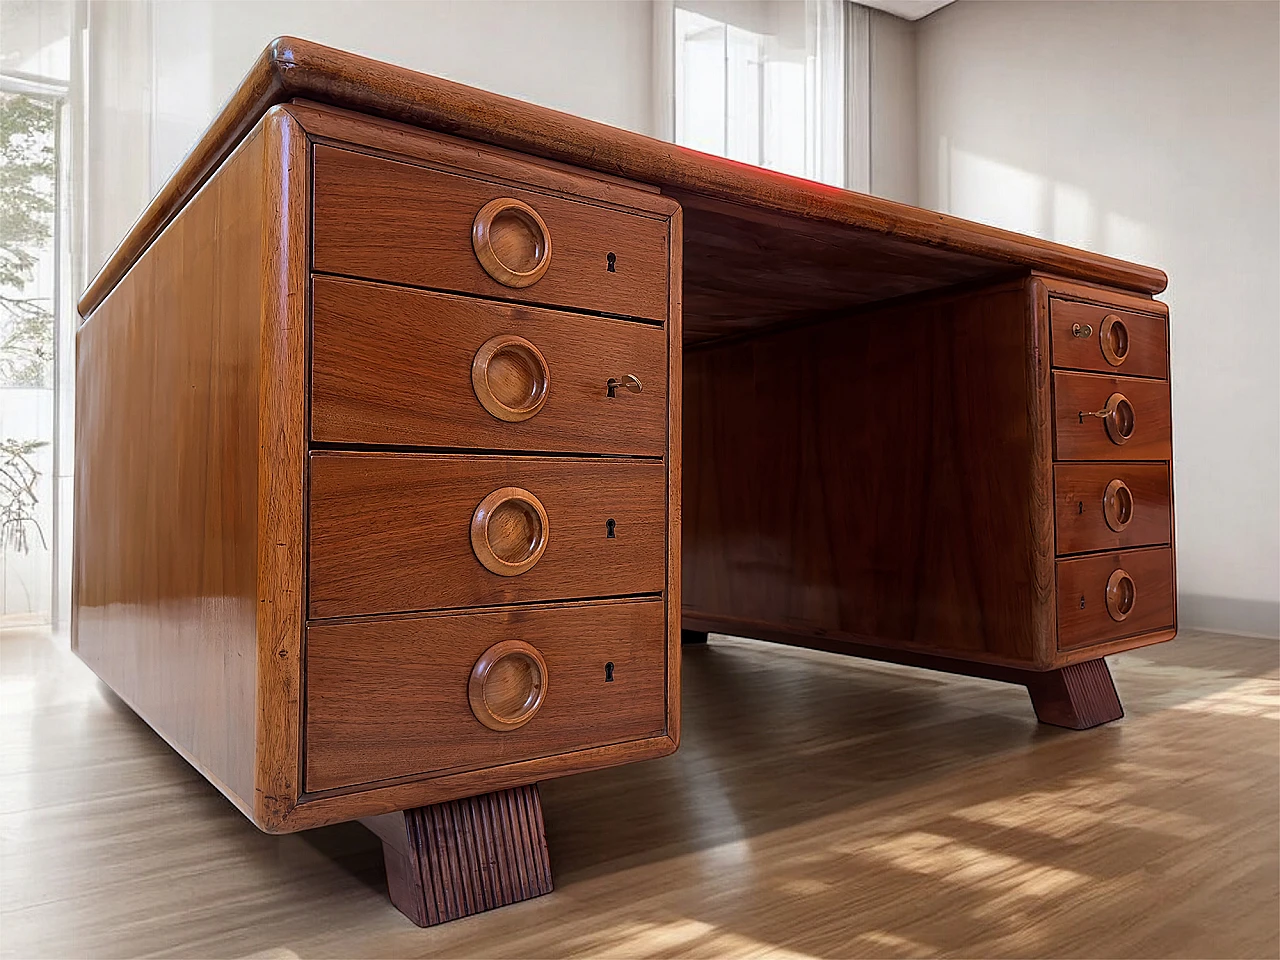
<box><xmin>74</xmin><ymin>38</ymin><xmax>1175</xmax><ymax>927</ymax></box>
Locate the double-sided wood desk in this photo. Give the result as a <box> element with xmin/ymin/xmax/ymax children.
<box><xmin>74</xmin><ymin>38</ymin><xmax>1176</xmax><ymax>927</ymax></box>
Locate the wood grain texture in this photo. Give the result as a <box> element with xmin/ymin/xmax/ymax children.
<box><xmin>310</xmin><ymin>276</ymin><xmax>668</xmax><ymax>455</ymax></box>
<box><xmin>253</xmin><ymin>108</ymin><xmax>311</xmax><ymax>831</ymax></box>
<box><xmin>312</xmin><ymin>144</ymin><xmax>670</xmax><ymax>322</ymax></box>
<box><xmin>1052</xmin><ymin>372</ymin><xmax>1172</xmax><ymax>461</ymax></box>
<box><xmin>308</xmin><ymin>453</ymin><xmax>667</xmax><ymax>619</ymax></box>
<box><xmin>1025</xmin><ymin>658</ymin><xmax>1125</xmax><ymax>729</ymax></box>
<box><xmin>1056</xmin><ymin>547</ymin><xmax>1176</xmax><ymax>651</ymax></box>
<box><xmin>284</xmin><ymin>100</ymin><xmax>673</xmax><ymax>210</ymax></box>
<box><xmin>1054</xmin><ymin>462</ymin><xmax>1172</xmax><ymax>555</ymax></box>
<box><xmin>79</xmin><ymin>37</ymin><xmax>1167</xmax><ymax>320</ymax></box>
<box><xmin>1050</xmin><ymin>298</ymin><xmax>1168</xmax><ymax>379</ymax></box>
<box><xmin>673</xmin><ymin>193</ymin><xmax>1014</xmax><ymax>343</ymax></box>
<box><xmin>305</xmin><ymin>600</ymin><xmax>668</xmax><ymax>791</ymax></box>
<box><xmin>7</xmin><ymin>624</ymin><xmax>1276</xmax><ymax>957</ymax></box>
<box><xmin>364</xmin><ymin>787</ymin><xmax>554</xmax><ymax>927</ymax></box>
<box><xmin>72</xmin><ymin>119</ymin><xmax>268</xmax><ymax>819</ymax></box>
<box><xmin>683</xmin><ymin>280</ymin><xmax>1056</xmax><ymax>667</ymax></box>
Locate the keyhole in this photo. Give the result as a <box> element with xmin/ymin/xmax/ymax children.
<box><xmin>606</xmin><ymin>252</ymin><xmax>617</xmax><ymax>273</ymax></box>
<box><xmin>606</xmin><ymin>518</ymin><xmax>616</xmax><ymax>538</ymax></box>
<box><xmin>1078</xmin><ymin>501</ymin><xmax>1085</xmax><ymax>515</ymax></box>
<box><xmin>605</xmin><ymin>661</ymin><xmax>614</xmax><ymax>682</ymax></box>
<box><xmin>1080</xmin><ymin>596</ymin><xmax>1087</xmax><ymax>610</ymax></box>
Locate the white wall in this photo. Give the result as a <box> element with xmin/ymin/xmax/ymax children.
<box><xmin>868</xmin><ymin>7</ymin><xmax>917</xmax><ymax>204</ymax></box>
<box><xmin>916</xmin><ymin>0</ymin><xmax>1280</xmax><ymax>636</ymax></box>
<box><xmin>86</xmin><ymin>0</ymin><xmax>656</xmax><ymax>277</ymax></box>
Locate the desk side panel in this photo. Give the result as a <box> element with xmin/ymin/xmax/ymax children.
<box><xmin>683</xmin><ymin>282</ymin><xmax>1053</xmax><ymax>668</ymax></box>
<box><xmin>72</xmin><ymin>126</ymin><xmax>269</xmax><ymax>815</ymax></box>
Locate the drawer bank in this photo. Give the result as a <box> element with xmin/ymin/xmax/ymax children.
<box><xmin>74</xmin><ymin>38</ymin><xmax>1175</xmax><ymax>927</ymax></box>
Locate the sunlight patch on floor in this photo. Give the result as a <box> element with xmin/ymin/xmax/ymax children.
<box><xmin>862</xmin><ymin>830</ymin><xmax>1087</xmax><ymax>895</ymax></box>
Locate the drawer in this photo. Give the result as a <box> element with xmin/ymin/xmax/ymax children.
<box><xmin>311</xmin><ymin>277</ymin><xmax>668</xmax><ymax>456</ymax></box>
<box><xmin>1053</xmin><ymin>372</ymin><xmax>1171</xmax><ymax>461</ymax></box>
<box><xmin>1050</xmin><ymin>298</ymin><xmax>1167</xmax><ymax>379</ymax></box>
<box><xmin>305</xmin><ymin>599</ymin><xmax>668</xmax><ymax>791</ymax></box>
<box><xmin>308</xmin><ymin>453</ymin><xmax>666</xmax><ymax>619</ymax></box>
<box><xmin>312</xmin><ymin>145</ymin><xmax>670</xmax><ymax>321</ymax></box>
<box><xmin>1054</xmin><ymin>463</ymin><xmax>1172</xmax><ymax>555</ymax></box>
<box><xmin>1056</xmin><ymin>547</ymin><xmax>1175</xmax><ymax>651</ymax></box>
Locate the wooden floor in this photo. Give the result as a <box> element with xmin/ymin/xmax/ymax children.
<box><xmin>2</xmin><ymin>625</ymin><xmax>1276</xmax><ymax>959</ymax></box>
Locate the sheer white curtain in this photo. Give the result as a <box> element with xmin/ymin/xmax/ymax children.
<box><xmin>661</xmin><ymin>0</ymin><xmax>860</xmax><ymax>189</ymax></box>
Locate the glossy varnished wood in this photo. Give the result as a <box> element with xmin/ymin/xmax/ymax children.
<box><xmin>683</xmin><ymin>280</ymin><xmax>1056</xmax><ymax>668</ymax></box>
<box><xmin>1050</xmin><ymin>297</ymin><xmax>1168</xmax><ymax>379</ymax></box>
<box><xmin>1053</xmin><ymin>371</ymin><xmax>1173</xmax><ymax>461</ymax></box>
<box><xmin>310</xmin><ymin>276</ymin><xmax>668</xmax><ymax>456</ymax></box>
<box><xmin>312</xmin><ymin>143</ymin><xmax>671</xmax><ymax>321</ymax></box>
<box><xmin>1054</xmin><ymin>462</ymin><xmax>1172</xmax><ymax>555</ymax></box>
<box><xmin>6</xmin><ymin>626</ymin><xmax>1275</xmax><ymax>957</ymax></box>
<box><xmin>362</xmin><ymin>786</ymin><xmax>554</xmax><ymax>926</ymax></box>
<box><xmin>78</xmin><ymin>37</ymin><xmax>1166</xmax><ymax>322</ymax></box>
<box><xmin>1056</xmin><ymin>546</ymin><xmax>1177</xmax><ymax>651</ymax></box>
<box><xmin>308</xmin><ymin>453</ymin><xmax>667</xmax><ymax>619</ymax></box>
<box><xmin>305</xmin><ymin>599</ymin><xmax>668</xmax><ymax>791</ymax></box>
<box><xmin>74</xmin><ymin>113</ymin><xmax>267</xmax><ymax>819</ymax></box>
<box><xmin>73</xmin><ymin>108</ymin><xmax>311</xmax><ymax>833</ymax></box>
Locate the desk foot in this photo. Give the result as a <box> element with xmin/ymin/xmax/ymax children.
<box><xmin>1025</xmin><ymin>659</ymin><xmax>1124</xmax><ymax>730</ymax></box>
<box><xmin>364</xmin><ymin>784</ymin><xmax>553</xmax><ymax>926</ymax></box>
<box><xmin>681</xmin><ymin>629</ymin><xmax>708</xmax><ymax>645</ymax></box>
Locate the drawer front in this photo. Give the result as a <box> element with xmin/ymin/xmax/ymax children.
<box><xmin>1056</xmin><ymin>547</ymin><xmax>1175</xmax><ymax>650</ymax></box>
<box><xmin>305</xmin><ymin>599</ymin><xmax>668</xmax><ymax>791</ymax></box>
<box><xmin>311</xmin><ymin>277</ymin><xmax>668</xmax><ymax>456</ymax></box>
<box><xmin>309</xmin><ymin>454</ymin><xmax>666</xmax><ymax>619</ymax></box>
<box><xmin>312</xmin><ymin>145</ymin><xmax>669</xmax><ymax>321</ymax></box>
<box><xmin>1050</xmin><ymin>299</ymin><xmax>1167</xmax><ymax>379</ymax></box>
<box><xmin>1053</xmin><ymin>372</ymin><xmax>1171</xmax><ymax>461</ymax></box>
<box><xmin>1054</xmin><ymin>463</ymin><xmax>1172</xmax><ymax>555</ymax></box>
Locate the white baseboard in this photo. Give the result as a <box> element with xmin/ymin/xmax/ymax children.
<box><xmin>1178</xmin><ymin>594</ymin><xmax>1280</xmax><ymax>639</ymax></box>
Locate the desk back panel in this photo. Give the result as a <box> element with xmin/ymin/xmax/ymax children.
<box><xmin>683</xmin><ymin>280</ymin><xmax>1054</xmax><ymax>668</ymax></box>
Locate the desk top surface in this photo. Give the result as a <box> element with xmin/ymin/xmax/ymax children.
<box><xmin>79</xmin><ymin>36</ymin><xmax>1167</xmax><ymax>323</ymax></box>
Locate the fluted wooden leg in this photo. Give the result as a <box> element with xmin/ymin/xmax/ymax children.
<box><xmin>362</xmin><ymin>784</ymin><xmax>553</xmax><ymax>926</ymax></box>
<box><xmin>1025</xmin><ymin>658</ymin><xmax>1124</xmax><ymax>730</ymax></box>
<box><xmin>681</xmin><ymin>629</ymin><xmax>708</xmax><ymax>645</ymax></box>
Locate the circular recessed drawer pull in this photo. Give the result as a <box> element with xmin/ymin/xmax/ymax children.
<box><xmin>470</xmin><ymin>486</ymin><xmax>549</xmax><ymax>577</ymax></box>
<box><xmin>469</xmin><ymin>640</ymin><xmax>548</xmax><ymax>731</ymax></box>
<box><xmin>1103</xmin><ymin>479</ymin><xmax>1134</xmax><ymax>532</ymax></box>
<box><xmin>1100</xmin><ymin>314</ymin><xmax>1130</xmax><ymax>366</ymax></box>
<box><xmin>1106</xmin><ymin>568</ymin><xmax>1136</xmax><ymax>621</ymax></box>
<box><xmin>1081</xmin><ymin>391</ymin><xmax>1135</xmax><ymax>445</ymax></box>
<box><xmin>472</xmin><ymin>198</ymin><xmax>552</xmax><ymax>288</ymax></box>
<box><xmin>472</xmin><ymin>335</ymin><xmax>550</xmax><ymax>422</ymax></box>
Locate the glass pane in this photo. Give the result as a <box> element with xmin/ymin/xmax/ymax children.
<box><xmin>725</xmin><ymin>26</ymin><xmax>761</xmax><ymax>166</ymax></box>
<box><xmin>675</xmin><ymin>8</ymin><xmax>726</xmax><ymax>157</ymax></box>
<box><xmin>0</xmin><ymin>91</ymin><xmax>58</xmax><ymax>621</ymax></box>
<box><xmin>673</xmin><ymin>0</ymin><xmax>844</xmax><ymax>186</ymax></box>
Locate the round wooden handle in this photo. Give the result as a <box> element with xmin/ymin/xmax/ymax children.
<box><xmin>469</xmin><ymin>640</ymin><xmax>548</xmax><ymax>731</ymax></box>
<box><xmin>1103</xmin><ymin>392</ymin><xmax>1135</xmax><ymax>445</ymax></box>
<box><xmin>1103</xmin><ymin>478</ymin><xmax>1134</xmax><ymax>532</ymax></box>
<box><xmin>472</xmin><ymin>335</ymin><xmax>550</xmax><ymax>422</ymax></box>
<box><xmin>1100</xmin><ymin>314</ymin><xmax>1130</xmax><ymax>366</ymax></box>
<box><xmin>1106</xmin><ymin>568</ymin><xmax>1136</xmax><ymax>621</ymax></box>
<box><xmin>470</xmin><ymin>486</ymin><xmax>549</xmax><ymax>577</ymax></box>
<box><xmin>472</xmin><ymin>198</ymin><xmax>552</xmax><ymax>288</ymax></box>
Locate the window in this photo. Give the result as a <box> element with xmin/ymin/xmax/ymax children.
<box><xmin>671</xmin><ymin>0</ymin><xmax>849</xmax><ymax>187</ymax></box>
<box><xmin>1</xmin><ymin>0</ymin><xmax>75</xmax><ymax>626</ymax></box>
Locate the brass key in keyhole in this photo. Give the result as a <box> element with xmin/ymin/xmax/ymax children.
<box><xmin>606</xmin><ymin>374</ymin><xmax>642</xmax><ymax>398</ymax></box>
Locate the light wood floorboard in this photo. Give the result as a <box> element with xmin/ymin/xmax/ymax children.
<box><xmin>2</xmin><ymin>625</ymin><xmax>1276</xmax><ymax>958</ymax></box>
